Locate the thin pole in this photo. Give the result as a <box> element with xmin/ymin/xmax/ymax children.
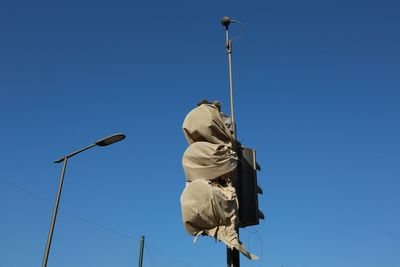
<box><xmin>225</xmin><ymin>23</ymin><xmax>240</xmax><ymax>267</ymax></box>
<box><xmin>225</xmin><ymin>27</ymin><xmax>236</xmax><ymax>138</ymax></box>
<box><xmin>42</xmin><ymin>158</ymin><xmax>68</xmax><ymax>267</ymax></box>
<box><xmin>227</xmin><ymin>247</ymin><xmax>240</xmax><ymax>267</ymax></box>
<box><xmin>138</xmin><ymin>236</ymin><xmax>145</xmax><ymax>267</ymax></box>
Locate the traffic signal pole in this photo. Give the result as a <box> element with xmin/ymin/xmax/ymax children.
<box><xmin>224</xmin><ymin>20</ymin><xmax>236</xmax><ymax>138</ymax></box>
<box><xmin>221</xmin><ymin>16</ymin><xmax>240</xmax><ymax>267</ymax></box>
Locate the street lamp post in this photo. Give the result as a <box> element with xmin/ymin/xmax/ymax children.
<box><xmin>41</xmin><ymin>133</ymin><xmax>126</xmax><ymax>267</ymax></box>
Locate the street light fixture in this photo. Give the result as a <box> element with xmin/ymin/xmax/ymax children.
<box><xmin>42</xmin><ymin>133</ymin><xmax>126</xmax><ymax>267</ymax></box>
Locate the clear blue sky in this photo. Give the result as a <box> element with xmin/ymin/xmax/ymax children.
<box><xmin>1</xmin><ymin>0</ymin><xmax>399</xmax><ymax>266</ymax></box>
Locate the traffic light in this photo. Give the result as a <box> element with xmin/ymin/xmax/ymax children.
<box><xmin>235</xmin><ymin>145</ymin><xmax>264</xmax><ymax>227</ymax></box>
<box><xmin>180</xmin><ymin>100</ymin><xmax>258</xmax><ymax>260</ymax></box>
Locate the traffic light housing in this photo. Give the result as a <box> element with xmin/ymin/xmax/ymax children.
<box><xmin>235</xmin><ymin>145</ymin><xmax>264</xmax><ymax>227</ymax></box>
<box><xmin>180</xmin><ymin>101</ymin><xmax>259</xmax><ymax>259</ymax></box>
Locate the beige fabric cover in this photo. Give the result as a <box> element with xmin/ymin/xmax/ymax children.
<box><xmin>180</xmin><ymin>102</ymin><xmax>258</xmax><ymax>260</ymax></box>
<box><xmin>182</xmin><ymin>103</ymin><xmax>235</xmax><ymax>147</ymax></box>
<box><xmin>182</xmin><ymin>142</ymin><xmax>237</xmax><ymax>182</ymax></box>
<box><xmin>181</xmin><ymin>179</ymin><xmax>258</xmax><ymax>260</ymax></box>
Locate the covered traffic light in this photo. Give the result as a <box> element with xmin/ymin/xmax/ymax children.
<box><xmin>180</xmin><ymin>100</ymin><xmax>258</xmax><ymax>260</ymax></box>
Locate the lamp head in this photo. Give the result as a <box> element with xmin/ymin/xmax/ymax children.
<box><xmin>96</xmin><ymin>133</ymin><xmax>126</xmax><ymax>146</ymax></box>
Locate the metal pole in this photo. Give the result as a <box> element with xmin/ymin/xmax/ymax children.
<box><xmin>42</xmin><ymin>158</ymin><xmax>68</xmax><ymax>267</ymax></box>
<box><xmin>227</xmin><ymin>246</ymin><xmax>240</xmax><ymax>267</ymax></box>
<box><xmin>138</xmin><ymin>236</ymin><xmax>145</xmax><ymax>267</ymax></box>
<box><xmin>225</xmin><ymin>27</ymin><xmax>236</xmax><ymax>138</ymax></box>
<box><xmin>41</xmin><ymin>134</ymin><xmax>125</xmax><ymax>266</ymax></box>
<box><xmin>224</xmin><ymin>18</ymin><xmax>240</xmax><ymax>267</ymax></box>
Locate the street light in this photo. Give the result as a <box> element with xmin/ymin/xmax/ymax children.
<box><xmin>42</xmin><ymin>133</ymin><xmax>126</xmax><ymax>267</ymax></box>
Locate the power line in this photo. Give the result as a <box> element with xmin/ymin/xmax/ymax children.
<box><xmin>0</xmin><ymin>175</ymin><xmax>136</xmax><ymax>240</ymax></box>
<box><xmin>145</xmin><ymin>241</ymin><xmax>194</xmax><ymax>267</ymax></box>
<box><xmin>1</xmin><ymin>175</ymin><xmax>195</xmax><ymax>267</ymax></box>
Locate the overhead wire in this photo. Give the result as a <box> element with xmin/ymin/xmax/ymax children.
<box><xmin>1</xmin><ymin>175</ymin><xmax>194</xmax><ymax>266</ymax></box>
<box><xmin>145</xmin><ymin>241</ymin><xmax>194</xmax><ymax>267</ymax></box>
<box><xmin>144</xmin><ymin>242</ymin><xmax>156</xmax><ymax>267</ymax></box>
<box><xmin>0</xmin><ymin>175</ymin><xmax>136</xmax><ymax>240</ymax></box>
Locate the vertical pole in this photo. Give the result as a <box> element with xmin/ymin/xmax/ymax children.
<box><xmin>225</xmin><ymin>22</ymin><xmax>240</xmax><ymax>267</ymax></box>
<box><xmin>225</xmin><ymin>27</ymin><xmax>236</xmax><ymax>138</ymax></box>
<box><xmin>42</xmin><ymin>158</ymin><xmax>68</xmax><ymax>267</ymax></box>
<box><xmin>227</xmin><ymin>246</ymin><xmax>240</xmax><ymax>267</ymax></box>
<box><xmin>138</xmin><ymin>235</ymin><xmax>145</xmax><ymax>267</ymax></box>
